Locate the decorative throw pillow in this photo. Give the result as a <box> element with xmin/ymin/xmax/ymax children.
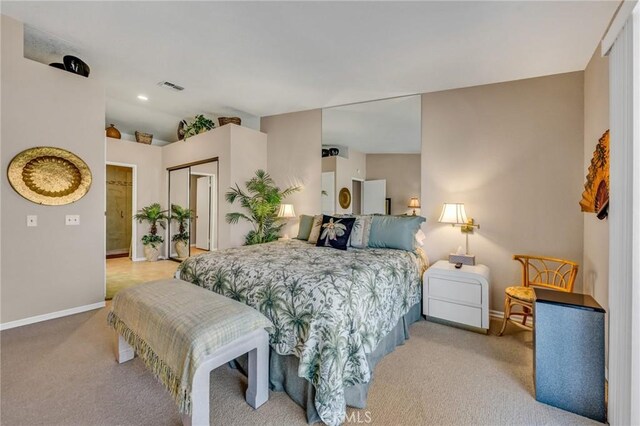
<box><xmin>296</xmin><ymin>214</ymin><xmax>315</xmax><ymax>240</ymax></box>
<box><xmin>316</xmin><ymin>215</ymin><xmax>356</xmax><ymax>250</ymax></box>
<box><xmin>368</xmin><ymin>215</ymin><xmax>426</xmax><ymax>251</ymax></box>
<box><xmin>349</xmin><ymin>215</ymin><xmax>373</xmax><ymax>248</ymax></box>
<box><xmin>307</xmin><ymin>215</ymin><xmax>324</xmax><ymax>244</ymax></box>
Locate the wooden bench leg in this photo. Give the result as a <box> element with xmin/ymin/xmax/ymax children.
<box><xmin>114</xmin><ymin>332</ymin><xmax>134</xmax><ymax>363</ymax></box>
<box><xmin>246</xmin><ymin>330</ymin><xmax>269</xmax><ymax>409</ymax></box>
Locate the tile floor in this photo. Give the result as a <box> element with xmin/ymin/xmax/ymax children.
<box><xmin>105</xmin><ymin>257</ymin><xmax>179</xmax><ymax>300</ymax></box>
<box><xmin>105</xmin><ymin>247</ymin><xmax>214</xmax><ymax>299</ymax></box>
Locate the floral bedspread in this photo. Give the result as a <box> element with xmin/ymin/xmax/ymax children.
<box><xmin>177</xmin><ymin>239</ymin><xmax>424</xmax><ymax>425</ymax></box>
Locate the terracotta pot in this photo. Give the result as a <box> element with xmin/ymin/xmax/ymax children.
<box><xmin>175</xmin><ymin>240</ymin><xmax>189</xmax><ymax>258</ymax></box>
<box><xmin>143</xmin><ymin>245</ymin><xmax>160</xmax><ymax>262</ymax></box>
<box><xmin>106</xmin><ymin>124</ymin><xmax>121</xmax><ymax>139</ymax></box>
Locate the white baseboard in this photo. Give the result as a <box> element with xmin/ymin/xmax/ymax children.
<box><xmin>489</xmin><ymin>309</ymin><xmax>533</xmax><ymax>327</ymax></box>
<box><xmin>0</xmin><ymin>302</ymin><xmax>105</xmax><ymax>331</ymax></box>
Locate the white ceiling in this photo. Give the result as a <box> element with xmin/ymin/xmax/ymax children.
<box><xmin>2</xmin><ymin>1</ymin><xmax>619</xmax><ymax>143</ymax></box>
<box><xmin>323</xmin><ymin>95</ymin><xmax>421</xmax><ymax>154</ymax></box>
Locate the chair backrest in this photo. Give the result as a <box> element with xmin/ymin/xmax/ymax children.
<box><xmin>513</xmin><ymin>254</ymin><xmax>579</xmax><ymax>293</ymax></box>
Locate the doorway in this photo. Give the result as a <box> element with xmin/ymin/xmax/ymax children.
<box><xmin>352</xmin><ymin>179</ymin><xmax>363</xmax><ymax>215</ymax></box>
<box><xmin>106</xmin><ymin>164</ymin><xmax>135</xmax><ymax>259</ymax></box>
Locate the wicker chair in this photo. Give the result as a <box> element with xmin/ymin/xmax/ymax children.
<box><xmin>498</xmin><ymin>254</ymin><xmax>579</xmax><ymax>335</ymax></box>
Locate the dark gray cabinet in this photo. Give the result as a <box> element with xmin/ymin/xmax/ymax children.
<box><xmin>533</xmin><ymin>288</ymin><xmax>606</xmax><ymax>423</ymax></box>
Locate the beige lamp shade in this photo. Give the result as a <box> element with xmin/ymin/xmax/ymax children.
<box><xmin>277</xmin><ymin>204</ymin><xmax>296</xmax><ymax>218</ymax></box>
<box><xmin>408</xmin><ymin>197</ymin><xmax>421</xmax><ymax>209</ymax></box>
<box><xmin>438</xmin><ymin>203</ymin><xmax>468</xmax><ymax>224</ymax></box>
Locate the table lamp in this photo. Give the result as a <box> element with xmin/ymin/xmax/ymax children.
<box><xmin>277</xmin><ymin>204</ymin><xmax>296</xmax><ymax>239</ymax></box>
<box><xmin>438</xmin><ymin>203</ymin><xmax>480</xmax><ymax>265</ymax></box>
<box><xmin>408</xmin><ymin>197</ymin><xmax>421</xmax><ymax>216</ymax></box>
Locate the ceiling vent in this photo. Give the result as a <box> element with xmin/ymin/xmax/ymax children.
<box><xmin>157</xmin><ymin>81</ymin><xmax>185</xmax><ymax>91</ymax></box>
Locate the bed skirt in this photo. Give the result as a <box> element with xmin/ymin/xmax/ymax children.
<box><xmin>233</xmin><ymin>302</ymin><xmax>423</xmax><ymax>424</ymax></box>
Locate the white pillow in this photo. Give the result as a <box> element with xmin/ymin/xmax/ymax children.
<box><xmin>415</xmin><ymin>229</ymin><xmax>426</xmax><ymax>247</ymax></box>
<box><xmin>307</xmin><ymin>215</ymin><xmax>324</xmax><ymax>244</ymax></box>
<box><xmin>349</xmin><ymin>215</ymin><xmax>372</xmax><ymax>249</ymax></box>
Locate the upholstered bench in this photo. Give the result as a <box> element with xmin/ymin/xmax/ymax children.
<box><xmin>108</xmin><ymin>279</ymin><xmax>272</xmax><ymax>426</ymax></box>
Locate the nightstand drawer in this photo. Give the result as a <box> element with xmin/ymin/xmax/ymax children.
<box><xmin>428</xmin><ymin>299</ymin><xmax>482</xmax><ymax>328</ymax></box>
<box><xmin>428</xmin><ymin>276</ymin><xmax>482</xmax><ymax>305</ymax></box>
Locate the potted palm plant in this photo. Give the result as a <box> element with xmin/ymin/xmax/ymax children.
<box><xmin>133</xmin><ymin>203</ymin><xmax>168</xmax><ymax>261</ymax></box>
<box><xmin>226</xmin><ymin>169</ymin><xmax>300</xmax><ymax>245</ymax></box>
<box><xmin>170</xmin><ymin>204</ymin><xmax>193</xmax><ymax>258</ymax></box>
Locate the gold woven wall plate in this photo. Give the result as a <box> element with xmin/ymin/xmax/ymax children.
<box><xmin>339</xmin><ymin>187</ymin><xmax>351</xmax><ymax>209</ymax></box>
<box><xmin>7</xmin><ymin>147</ymin><xmax>92</xmax><ymax>205</ymax></box>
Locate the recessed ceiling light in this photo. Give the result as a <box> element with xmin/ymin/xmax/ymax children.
<box><xmin>137</xmin><ymin>95</ymin><xmax>148</xmax><ymax>101</ymax></box>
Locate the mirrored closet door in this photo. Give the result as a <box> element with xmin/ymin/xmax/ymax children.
<box><xmin>167</xmin><ymin>158</ymin><xmax>218</xmax><ymax>261</ymax></box>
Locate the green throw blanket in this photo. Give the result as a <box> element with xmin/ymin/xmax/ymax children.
<box><xmin>107</xmin><ymin>279</ymin><xmax>272</xmax><ymax>415</ymax></box>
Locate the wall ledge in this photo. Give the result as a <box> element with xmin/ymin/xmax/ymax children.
<box><xmin>0</xmin><ymin>302</ymin><xmax>105</xmax><ymax>331</ymax></box>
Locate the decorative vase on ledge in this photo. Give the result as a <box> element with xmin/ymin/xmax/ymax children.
<box><xmin>135</xmin><ymin>131</ymin><xmax>153</xmax><ymax>144</ymax></box>
<box><xmin>218</xmin><ymin>117</ymin><xmax>241</xmax><ymax>126</ymax></box>
<box><xmin>106</xmin><ymin>124</ymin><xmax>121</xmax><ymax>139</ymax></box>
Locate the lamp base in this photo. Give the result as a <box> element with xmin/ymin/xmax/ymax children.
<box><xmin>449</xmin><ymin>253</ymin><xmax>476</xmax><ymax>266</ymax></box>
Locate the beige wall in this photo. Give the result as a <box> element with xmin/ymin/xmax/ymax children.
<box><xmin>106</xmin><ymin>138</ymin><xmax>163</xmax><ymax>260</ymax></box>
<box><xmin>262</xmin><ymin>110</ymin><xmax>322</xmax><ymax>237</ymax></box>
<box><xmin>1</xmin><ymin>16</ymin><xmax>106</xmax><ymax>324</ymax></box>
<box><xmin>421</xmin><ymin>72</ymin><xmax>585</xmax><ymax>312</ymax></box>
<box><xmin>367</xmin><ymin>154</ymin><xmax>421</xmax><ymax>215</ymax></box>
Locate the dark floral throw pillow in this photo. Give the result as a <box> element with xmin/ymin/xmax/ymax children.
<box><xmin>316</xmin><ymin>215</ymin><xmax>356</xmax><ymax>250</ymax></box>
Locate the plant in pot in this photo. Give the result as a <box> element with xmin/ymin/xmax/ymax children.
<box><xmin>170</xmin><ymin>204</ymin><xmax>193</xmax><ymax>258</ymax></box>
<box><xmin>226</xmin><ymin>169</ymin><xmax>300</xmax><ymax>245</ymax></box>
<box><xmin>181</xmin><ymin>114</ymin><xmax>216</xmax><ymax>140</ymax></box>
<box><xmin>134</xmin><ymin>203</ymin><xmax>168</xmax><ymax>261</ymax></box>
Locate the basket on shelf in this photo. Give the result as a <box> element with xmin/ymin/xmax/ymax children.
<box><xmin>135</xmin><ymin>131</ymin><xmax>153</xmax><ymax>144</ymax></box>
<box><xmin>218</xmin><ymin>117</ymin><xmax>241</xmax><ymax>127</ymax></box>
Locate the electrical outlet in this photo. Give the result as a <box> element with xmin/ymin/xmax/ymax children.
<box><xmin>65</xmin><ymin>215</ymin><xmax>80</xmax><ymax>226</ymax></box>
<box><xmin>27</xmin><ymin>215</ymin><xmax>37</xmax><ymax>227</ymax></box>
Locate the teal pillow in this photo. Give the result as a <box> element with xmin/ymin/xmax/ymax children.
<box><xmin>368</xmin><ymin>215</ymin><xmax>426</xmax><ymax>251</ymax></box>
<box><xmin>295</xmin><ymin>214</ymin><xmax>315</xmax><ymax>240</ymax></box>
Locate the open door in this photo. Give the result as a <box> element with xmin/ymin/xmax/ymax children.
<box><xmin>195</xmin><ymin>176</ymin><xmax>211</xmax><ymax>250</ymax></box>
<box><xmin>363</xmin><ymin>179</ymin><xmax>386</xmax><ymax>214</ymax></box>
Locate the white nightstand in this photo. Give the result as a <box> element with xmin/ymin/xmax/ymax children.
<box><xmin>423</xmin><ymin>260</ymin><xmax>490</xmax><ymax>332</ymax></box>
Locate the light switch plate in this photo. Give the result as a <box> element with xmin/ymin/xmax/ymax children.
<box><xmin>27</xmin><ymin>215</ymin><xmax>37</xmax><ymax>227</ymax></box>
<box><xmin>65</xmin><ymin>215</ymin><xmax>80</xmax><ymax>226</ymax></box>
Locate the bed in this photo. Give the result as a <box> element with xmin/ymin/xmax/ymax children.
<box><xmin>177</xmin><ymin>239</ymin><xmax>426</xmax><ymax>425</ymax></box>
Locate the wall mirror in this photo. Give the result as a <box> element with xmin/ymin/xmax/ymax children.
<box><xmin>321</xmin><ymin>95</ymin><xmax>421</xmax><ymax>216</ymax></box>
<box><xmin>167</xmin><ymin>158</ymin><xmax>218</xmax><ymax>261</ymax></box>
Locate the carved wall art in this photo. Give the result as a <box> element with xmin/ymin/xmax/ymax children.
<box><xmin>580</xmin><ymin>130</ymin><xmax>609</xmax><ymax>220</ymax></box>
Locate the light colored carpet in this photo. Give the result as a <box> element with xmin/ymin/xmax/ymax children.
<box><xmin>0</xmin><ymin>306</ymin><xmax>601</xmax><ymax>426</ymax></box>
